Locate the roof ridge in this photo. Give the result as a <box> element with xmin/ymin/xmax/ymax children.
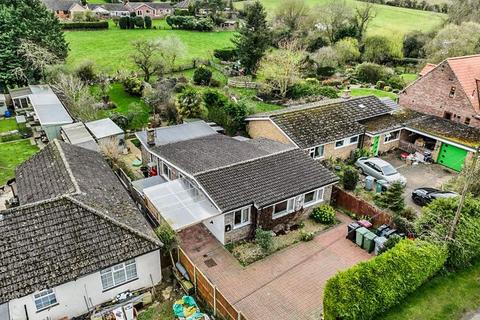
<box><xmin>65</xmin><ymin>195</ymin><xmax>163</xmax><ymax>247</ymax></box>
<box><xmin>0</xmin><ymin>195</ymin><xmax>66</xmax><ymax>215</ymax></box>
<box><xmin>193</xmin><ymin>147</ymin><xmax>298</xmax><ymax>176</ymax></box>
<box><xmin>447</xmin><ymin>54</ymin><xmax>480</xmax><ymax>61</ymax></box>
<box><xmin>54</xmin><ymin>139</ymin><xmax>82</xmax><ymax>195</ymax></box>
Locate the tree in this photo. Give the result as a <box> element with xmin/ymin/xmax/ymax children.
<box><xmin>425</xmin><ymin>22</ymin><xmax>480</xmax><ymax>63</ymax></box>
<box><xmin>131</xmin><ymin>39</ymin><xmax>165</xmax><ymax>82</ymax></box>
<box><xmin>374</xmin><ymin>181</ymin><xmax>406</xmax><ymax>214</ymax></box>
<box><xmin>176</xmin><ymin>86</ymin><xmax>203</xmax><ymax>119</ymax></box>
<box><xmin>156</xmin><ymin>36</ymin><xmax>187</xmax><ymax>72</ymax></box>
<box><xmin>314</xmin><ymin>0</ymin><xmax>353</xmax><ymax>43</ymax></box>
<box><xmin>351</xmin><ymin>3</ymin><xmax>375</xmax><ymax>40</ymax></box>
<box><xmin>309</xmin><ymin>46</ymin><xmax>339</xmax><ymax>77</ymax></box>
<box><xmin>232</xmin><ymin>1</ymin><xmax>270</xmax><ymax>75</ymax></box>
<box><xmin>193</xmin><ymin>65</ymin><xmax>212</xmax><ymax>85</ymax></box>
<box><xmin>363</xmin><ymin>35</ymin><xmax>403</xmax><ymax>64</ymax></box>
<box><xmin>273</xmin><ymin>0</ymin><xmax>309</xmax><ymax>40</ymax></box>
<box><xmin>333</xmin><ymin>37</ymin><xmax>360</xmax><ymax>65</ymax></box>
<box><xmin>257</xmin><ymin>41</ymin><xmax>305</xmax><ymax>98</ymax></box>
<box><xmin>0</xmin><ymin>0</ymin><xmax>68</xmax><ymax>89</ymax></box>
<box><xmin>403</xmin><ymin>31</ymin><xmax>430</xmax><ymax>58</ymax></box>
<box><xmin>143</xmin><ymin>78</ymin><xmax>177</xmax><ymax>124</ymax></box>
<box><xmin>448</xmin><ymin>0</ymin><xmax>480</xmax><ymax>25</ymax></box>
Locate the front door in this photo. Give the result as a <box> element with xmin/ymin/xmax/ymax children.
<box><xmin>437</xmin><ymin>143</ymin><xmax>468</xmax><ymax>172</ymax></box>
<box><xmin>371</xmin><ymin>136</ymin><xmax>380</xmax><ymax>156</ymax></box>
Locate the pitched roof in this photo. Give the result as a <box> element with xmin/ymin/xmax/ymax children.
<box><xmin>89</xmin><ymin>3</ymin><xmax>130</xmax><ymax>11</ymax></box>
<box><xmin>85</xmin><ymin>118</ymin><xmax>124</xmax><ymax>140</ymax></box>
<box><xmin>195</xmin><ymin>149</ymin><xmax>339</xmax><ymax>212</ymax></box>
<box><xmin>250</xmin><ymin>96</ymin><xmax>391</xmax><ymax>148</ymax></box>
<box><xmin>360</xmin><ymin>109</ymin><xmax>422</xmax><ymax>135</ymax></box>
<box><xmin>41</xmin><ymin>0</ymin><xmax>83</xmax><ymax>11</ymax></box>
<box><xmin>419</xmin><ymin>63</ymin><xmax>437</xmax><ymax>76</ymax></box>
<box><xmin>174</xmin><ymin>0</ymin><xmax>191</xmax><ymax>8</ymax></box>
<box><xmin>446</xmin><ymin>54</ymin><xmax>480</xmax><ymax>112</ymax></box>
<box><xmin>0</xmin><ymin>196</ymin><xmax>159</xmax><ymax>303</ymax></box>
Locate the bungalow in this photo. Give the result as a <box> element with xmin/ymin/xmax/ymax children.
<box><xmin>89</xmin><ymin>2</ymin><xmax>173</xmax><ymax>18</ymax></box>
<box><xmin>41</xmin><ymin>0</ymin><xmax>88</xmax><ymax>20</ymax></box>
<box><xmin>0</xmin><ymin>140</ymin><xmax>162</xmax><ymax>320</ymax></box>
<box><xmin>246</xmin><ymin>96</ymin><xmax>392</xmax><ymax>161</ymax></box>
<box><xmin>89</xmin><ymin>3</ymin><xmax>130</xmax><ymax>17</ymax></box>
<box><xmin>134</xmin><ymin>121</ymin><xmax>338</xmax><ymax>244</ymax></box>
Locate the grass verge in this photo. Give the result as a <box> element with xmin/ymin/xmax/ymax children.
<box><xmin>0</xmin><ymin>118</ymin><xmax>16</xmax><ymax>133</ymax></box>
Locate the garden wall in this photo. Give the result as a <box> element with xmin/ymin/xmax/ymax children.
<box><xmin>331</xmin><ymin>186</ymin><xmax>393</xmax><ymax>226</ymax></box>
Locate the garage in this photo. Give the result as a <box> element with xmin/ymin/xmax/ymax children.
<box><xmin>437</xmin><ymin>143</ymin><xmax>468</xmax><ymax>172</ymax></box>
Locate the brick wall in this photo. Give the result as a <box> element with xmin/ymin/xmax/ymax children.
<box><xmin>363</xmin><ymin>133</ymin><xmax>401</xmax><ymax>154</ymax></box>
<box><xmin>323</xmin><ymin>141</ymin><xmax>357</xmax><ymax>160</ymax></box>
<box><xmin>247</xmin><ymin>120</ymin><xmax>294</xmax><ymax>145</ymax></box>
<box><xmin>224</xmin><ymin>209</ymin><xmax>254</xmax><ymax>243</ymax></box>
<box><xmin>399</xmin><ymin>61</ymin><xmax>480</xmax><ymax>128</ymax></box>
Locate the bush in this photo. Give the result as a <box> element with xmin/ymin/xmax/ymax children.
<box><xmin>121</xmin><ymin>75</ymin><xmax>144</xmax><ymax>96</ymax></box>
<box><xmin>166</xmin><ymin>15</ymin><xmax>214</xmax><ymax>31</ymax></box>
<box><xmin>203</xmin><ymin>89</ymin><xmax>248</xmax><ymax>134</ymax></box>
<box><xmin>193</xmin><ymin>65</ymin><xmax>212</xmax><ymax>85</ymax></box>
<box><xmin>333</xmin><ymin>37</ymin><xmax>360</xmax><ymax>65</ymax></box>
<box><xmin>386</xmin><ymin>75</ymin><xmax>406</xmax><ymax>90</ymax></box>
<box><xmin>144</xmin><ymin>16</ymin><xmax>152</xmax><ymax>29</ymax></box>
<box><xmin>363</xmin><ymin>35</ymin><xmax>403</xmax><ymax>64</ymax></box>
<box><xmin>75</xmin><ymin>60</ymin><xmax>96</xmax><ymax>83</ymax></box>
<box><xmin>300</xmin><ymin>230</ymin><xmax>314</xmax><ymax>242</ymax></box>
<box><xmin>310</xmin><ymin>205</ymin><xmax>336</xmax><ymax>225</ymax></box>
<box><xmin>133</xmin><ymin>16</ymin><xmax>144</xmax><ymax>28</ymax></box>
<box><xmin>176</xmin><ymin>86</ymin><xmax>203</xmax><ymax>119</ymax></box>
<box><xmin>155</xmin><ymin>222</ymin><xmax>177</xmax><ymax>250</ymax></box>
<box><xmin>60</xmin><ymin>21</ymin><xmax>109</xmax><ymax>30</ymax></box>
<box><xmin>342</xmin><ymin>166</ymin><xmax>359</xmax><ymax>191</ymax></box>
<box><xmin>255</xmin><ymin>228</ymin><xmax>273</xmax><ymax>253</ymax></box>
<box><xmin>213</xmin><ymin>48</ymin><xmax>238</xmax><ymax>61</ymax></box>
<box><xmin>287</xmin><ymin>81</ymin><xmax>339</xmax><ymax>100</ymax></box>
<box><xmin>384</xmin><ymin>85</ymin><xmax>392</xmax><ymax>92</ymax></box>
<box><xmin>323</xmin><ymin>240</ymin><xmax>447</xmax><ymax>320</ymax></box>
<box><xmin>119</xmin><ymin>16</ymin><xmax>129</xmax><ymax>29</ymax></box>
<box><xmin>355</xmin><ymin>62</ymin><xmax>393</xmax><ymax>84</ymax></box>
<box><xmin>374</xmin><ymin>181</ymin><xmax>406</xmax><ymax>214</ymax></box>
<box><xmin>378</xmin><ymin>234</ymin><xmax>402</xmax><ymax>255</ymax></box>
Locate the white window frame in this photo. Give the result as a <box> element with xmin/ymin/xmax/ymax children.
<box><xmin>232</xmin><ymin>206</ymin><xmax>251</xmax><ymax>229</ymax></box>
<box><xmin>383</xmin><ymin>130</ymin><xmax>400</xmax><ymax>144</ymax></box>
<box><xmin>33</xmin><ymin>288</ymin><xmax>58</xmax><ymax>312</ymax></box>
<box><xmin>303</xmin><ymin>187</ymin><xmax>325</xmax><ymax>207</ymax></box>
<box><xmin>100</xmin><ymin>259</ymin><xmax>137</xmax><ymax>291</ymax></box>
<box><xmin>161</xmin><ymin>162</ymin><xmax>172</xmax><ymax>180</ymax></box>
<box><xmin>308</xmin><ymin>144</ymin><xmax>325</xmax><ymax>159</ymax></box>
<box><xmin>335</xmin><ymin>135</ymin><xmax>360</xmax><ymax>149</ymax></box>
<box><xmin>272</xmin><ymin>198</ymin><xmax>295</xmax><ymax>219</ymax></box>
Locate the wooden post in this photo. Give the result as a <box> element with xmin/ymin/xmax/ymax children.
<box><xmin>213</xmin><ymin>286</ymin><xmax>217</xmax><ymax>316</ymax></box>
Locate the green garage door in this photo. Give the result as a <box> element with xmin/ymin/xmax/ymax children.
<box><xmin>437</xmin><ymin>143</ymin><xmax>468</xmax><ymax>172</ymax></box>
<box><xmin>371</xmin><ymin>136</ymin><xmax>380</xmax><ymax>156</ymax></box>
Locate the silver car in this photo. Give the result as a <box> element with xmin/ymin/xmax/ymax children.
<box><xmin>355</xmin><ymin>157</ymin><xmax>407</xmax><ymax>186</ymax></box>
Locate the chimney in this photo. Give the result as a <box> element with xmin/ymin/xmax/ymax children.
<box><xmin>146</xmin><ymin>124</ymin><xmax>156</xmax><ymax>147</ymax></box>
<box><xmin>342</xmin><ymin>89</ymin><xmax>351</xmax><ymax>99</ymax></box>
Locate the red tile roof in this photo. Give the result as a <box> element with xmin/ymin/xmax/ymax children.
<box><xmin>447</xmin><ymin>54</ymin><xmax>480</xmax><ymax>112</ymax></box>
<box><xmin>419</xmin><ymin>63</ymin><xmax>437</xmax><ymax>76</ymax></box>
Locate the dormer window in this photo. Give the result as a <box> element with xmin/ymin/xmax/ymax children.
<box><xmin>449</xmin><ymin>86</ymin><xmax>456</xmax><ymax>98</ymax></box>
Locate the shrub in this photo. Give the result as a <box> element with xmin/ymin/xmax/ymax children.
<box><xmin>203</xmin><ymin>89</ymin><xmax>248</xmax><ymax>134</ymax></box>
<box><xmin>355</xmin><ymin>62</ymin><xmax>393</xmax><ymax>84</ymax></box>
<box><xmin>121</xmin><ymin>75</ymin><xmax>144</xmax><ymax>96</ymax></box>
<box><xmin>213</xmin><ymin>48</ymin><xmax>238</xmax><ymax>61</ymax></box>
<box><xmin>119</xmin><ymin>16</ymin><xmax>129</xmax><ymax>29</ymax></box>
<box><xmin>166</xmin><ymin>15</ymin><xmax>214</xmax><ymax>31</ymax></box>
<box><xmin>155</xmin><ymin>222</ymin><xmax>177</xmax><ymax>250</ymax></box>
<box><xmin>310</xmin><ymin>205</ymin><xmax>336</xmax><ymax>225</ymax></box>
<box><xmin>133</xmin><ymin>16</ymin><xmax>144</xmax><ymax>28</ymax></box>
<box><xmin>386</xmin><ymin>75</ymin><xmax>406</xmax><ymax>90</ymax></box>
<box><xmin>323</xmin><ymin>240</ymin><xmax>447</xmax><ymax>320</ymax></box>
<box><xmin>374</xmin><ymin>181</ymin><xmax>406</xmax><ymax>214</ymax></box>
<box><xmin>287</xmin><ymin>81</ymin><xmax>339</xmax><ymax>99</ymax></box>
<box><xmin>333</xmin><ymin>37</ymin><xmax>360</xmax><ymax>65</ymax></box>
<box><xmin>60</xmin><ymin>21</ymin><xmax>109</xmax><ymax>30</ymax></box>
<box><xmin>342</xmin><ymin>166</ymin><xmax>359</xmax><ymax>191</ymax></box>
<box><xmin>255</xmin><ymin>228</ymin><xmax>273</xmax><ymax>253</ymax></box>
<box><xmin>193</xmin><ymin>65</ymin><xmax>212</xmax><ymax>85</ymax></box>
<box><xmin>176</xmin><ymin>86</ymin><xmax>203</xmax><ymax>119</ymax></box>
<box><xmin>384</xmin><ymin>85</ymin><xmax>392</xmax><ymax>92</ymax></box>
<box><xmin>75</xmin><ymin>60</ymin><xmax>96</xmax><ymax>83</ymax></box>
<box><xmin>378</xmin><ymin>234</ymin><xmax>402</xmax><ymax>255</ymax></box>
<box><xmin>376</xmin><ymin>80</ymin><xmax>386</xmax><ymax>90</ymax></box>
<box><xmin>363</xmin><ymin>35</ymin><xmax>403</xmax><ymax>64</ymax></box>
<box><xmin>300</xmin><ymin>230</ymin><xmax>314</xmax><ymax>242</ymax></box>
<box><xmin>144</xmin><ymin>16</ymin><xmax>152</xmax><ymax>29</ymax></box>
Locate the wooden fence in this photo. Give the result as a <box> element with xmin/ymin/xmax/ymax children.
<box><xmin>177</xmin><ymin>248</ymin><xmax>247</xmax><ymax>320</ymax></box>
<box><xmin>227</xmin><ymin>78</ymin><xmax>259</xmax><ymax>89</ymax></box>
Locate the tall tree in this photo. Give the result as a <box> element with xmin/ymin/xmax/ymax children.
<box><xmin>351</xmin><ymin>3</ymin><xmax>375</xmax><ymax>40</ymax></box>
<box><xmin>232</xmin><ymin>1</ymin><xmax>270</xmax><ymax>75</ymax></box>
<box><xmin>448</xmin><ymin>0</ymin><xmax>480</xmax><ymax>24</ymax></box>
<box><xmin>314</xmin><ymin>0</ymin><xmax>353</xmax><ymax>43</ymax></box>
<box><xmin>130</xmin><ymin>39</ymin><xmax>164</xmax><ymax>82</ymax></box>
<box><xmin>0</xmin><ymin>0</ymin><xmax>68</xmax><ymax>90</ymax></box>
<box><xmin>273</xmin><ymin>0</ymin><xmax>309</xmax><ymax>40</ymax></box>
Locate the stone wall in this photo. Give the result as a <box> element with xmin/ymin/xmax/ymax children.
<box><xmin>399</xmin><ymin>61</ymin><xmax>480</xmax><ymax>128</ymax></box>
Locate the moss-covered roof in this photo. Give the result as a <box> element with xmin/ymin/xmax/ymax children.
<box><xmin>360</xmin><ymin>110</ymin><xmax>423</xmax><ymax>135</ymax></box>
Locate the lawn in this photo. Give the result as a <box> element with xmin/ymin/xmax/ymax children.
<box><xmin>381</xmin><ymin>261</ymin><xmax>480</xmax><ymax>320</ymax></box>
<box><xmin>235</xmin><ymin>0</ymin><xmax>446</xmax><ymax>37</ymax></box>
<box><xmin>0</xmin><ymin>140</ymin><xmax>39</xmax><ymax>185</ymax></box>
<box><xmin>0</xmin><ymin>118</ymin><xmax>17</xmax><ymax>133</ymax></box>
<box><xmin>65</xmin><ymin>26</ymin><xmax>235</xmax><ymax>73</ymax></box>
<box><xmin>400</xmin><ymin>73</ymin><xmax>418</xmax><ymax>85</ymax></box>
<box><xmin>350</xmin><ymin>88</ymin><xmax>397</xmax><ymax>100</ymax></box>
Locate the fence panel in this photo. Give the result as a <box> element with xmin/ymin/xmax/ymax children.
<box><xmin>215</xmin><ymin>288</ymin><xmax>239</xmax><ymax>320</ymax></box>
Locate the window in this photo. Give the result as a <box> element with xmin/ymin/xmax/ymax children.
<box><xmin>335</xmin><ymin>139</ymin><xmax>345</xmax><ymax>148</ymax></box>
<box><xmin>465</xmin><ymin>117</ymin><xmax>471</xmax><ymax>125</ymax></box>
<box><xmin>34</xmin><ymin>289</ymin><xmax>57</xmax><ymax>311</ymax></box>
<box><xmin>443</xmin><ymin>111</ymin><xmax>452</xmax><ymax>120</ymax></box>
<box><xmin>335</xmin><ymin>135</ymin><xmax>359</xmax><ymax>149</ymax></box>
<box><xmin>272</xmin><ymin>198</ymin><xmax>295</xmax><ymax>218</ymax></box>
<box><xmin>449</xmin><ymin>86</ymin><xmax>456</xmax><ymax>98</ymax></box>
<box><xmin>162</xmin><ymin>163</ymin><xmax>171</xmax><ymax>180</ymax></box>
<box><xmin>101</xmin><ymin>260</ymin><xmax>137</xmax><ymax>290</ymax></box>
<box><xmin>384</xmin><ymin>130</ymin><xmax>400</xmax><ymax>143</ymax></box>
<box><xmin>233</xmin><ymin>207</ymin><xmax>250</xmax><ymax>228</ymax></box>
<box><xmin>349</xmin><ymin>136</ymin><xmax>359</xmax><ymax>144</ymax></box>
<box><xmin>308</xmin><ymin>145</ymin><xmax>325</xmax><ymax>159</ymax></box>
<box><xmin>304</xmin><ymin>188</ymin><xmax>325</xmax><ymax>207</ymax></box>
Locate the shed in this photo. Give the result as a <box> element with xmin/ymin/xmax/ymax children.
<box><xmin>61</xmin><ymin>122</ymin><xmax>99</xmax><ymax>152</ymax></box>
<box><xmin>85</xmin><ymin>118</ymin><xmax>124</xmax><ymax>145</ymax></box>
<box><xmin>0</xmin><ymin>94</ymin><xmax>6</xmax><ymax>114</ymax></box>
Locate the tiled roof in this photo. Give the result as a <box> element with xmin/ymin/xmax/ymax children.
<box><xmin>0</xmin><ymin>197</ymin><xmax>159</xmax><ymax>303</ymax></box>
<box><xmin>419</xmin><ymin>63</ymin><xmax>437</xmax><ymax>76</ymax></box>
<box><xmin>360</xmin><ymin>109</ymin><xmax>423</xmax><ymax>135</ymax></box>
<box><xmin>267</xmin><ymin>96</ymin><xmax>391</xmax><ymax>148</ymax></box>
<box><xmin>195</xmin><ymin>149</ymin><xmax>339</xmax><ymax>212</ymax></box>
<box><xmin>41</xmin><ymin>0</ymin><xmax>82</xmax><ymax>11</ymax></box>
<box><xmin>447</xmin><ymin>54</ymin><xmax>480</xmax><ymax>112</ymax></box>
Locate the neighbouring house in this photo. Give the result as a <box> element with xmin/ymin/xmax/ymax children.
<box><xmin>41</xmin><ymin>0</ymin><xmax>88</xmax><ymax>19</ymax></box>
<box><xmin>399</xmin><ymin>54</ymin><xmax>480</xmax><ymax>128</ymax></box>
<box><xmin>0</xmin><ymin>140</ymin><xmax>162</xmax><ymax>320</ymax></box>
<box><xmin>89</xmin><ymin>3</ymin><xmax>130</xmax><ymax>17</ymax></box>
<box><xmin>85</xmin><ymin>118</ymin><xmax>125</xmax><ymax>147</ymax></box>
<box><xmin>246</xmin><ymin>96</ymin><xmax>392</xmax><ymax>161</ymax></box>
<box><xmin>8</xmin><ymin>85</ymin><xmax>73</xmax><ymax>142</ymax></box>
<box><xmin>133</xmin><ymin>120</ymin><xmax>338</xmax><ymax>244</ymax></box>
<box><xmin>60</xmin><ymin>122</ymin><xmax>99</xmax><ymax>151</ymax></box>
<box><xmin>89</xmin><ymin>2</ymin><xmax>173</xmax><ymax>18</ymax></box>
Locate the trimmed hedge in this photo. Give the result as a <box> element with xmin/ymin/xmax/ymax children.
<box><xmin>323</xmin><ymin>240</ymin><xmax>447</xmax><ymax>320</ymax></box>
<box><xmin>61</xmin><ymin>21</ymin><xmax>109</xmax><ymax>30</ymax></box>
<box><xmin>166</xmin><ymin>15</ymin><xmax>214</xmax><ymax>31</ymax></box>
<box><xmin>213</xmin><ymin>48</ymin><xmax>238</xmax><ymax>61</ymax></box>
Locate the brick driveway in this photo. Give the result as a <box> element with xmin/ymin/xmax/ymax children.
<box><xmin>179</xmin><ymin>214</ymin><xmax>371</xmax><ymax>320</ymax></box>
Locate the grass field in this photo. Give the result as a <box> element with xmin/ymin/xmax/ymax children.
<box><xmin>0</xmin><ymin>119</ymin><xmax>16</xmax><ymax>133</ymax></box>
<box><xmin>350</xmin><ymin>88</ymin><xmax>397</xmax><ymax>100</ymax></box>
<box><xmin>401</xmin><ymin>73</ymin><xmax>418</xmax><ymax>85</ymax></box>
<box><xmin>0</xmin><ymin>140</ymin><xmax>38</xmax><ymax>185</ymax></box>
<box><xmin>65</xmin><ymin>26</ymin><xmax>234</xmax><ymax>73</ymax></box>
<box><xmin>381</xmin><ymin>261</ymin><xmax>480</xmax><ymax>320</ymax></box>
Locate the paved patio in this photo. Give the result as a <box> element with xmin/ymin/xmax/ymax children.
<box><xmin>179</xmin><ymin>214</ymin><xmax>371</xmax><ymax>320</ymax></box>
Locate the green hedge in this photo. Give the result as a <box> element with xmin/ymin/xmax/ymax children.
<box><xmin>323</xmin><ymin>240</ymin><xmax>446</xmax><ymax>320</ymax></box>
<box><xmin>61</xmin><ymin>21</ymin><xmax>109</xmax><ymax>30</ymax></box>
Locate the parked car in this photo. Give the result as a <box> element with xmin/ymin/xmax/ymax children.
<box><xmin>355</xmin><ymin>157</ymin><xmax>407</xmax><ymax>186</ymax></box>
<box><xmin>411</xmin><ymin>187</ymin><xmax>458</xmax><ymax>206</ymax></box>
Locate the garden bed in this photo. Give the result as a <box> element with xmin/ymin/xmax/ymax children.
<box><xmin>225</xmin><ymin>218</ymin><xmax>337</xmax><ymax>266</ymax></box>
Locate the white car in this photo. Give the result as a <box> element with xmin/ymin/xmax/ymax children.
<box><xmin>355</xmin><ymin>157</ymin><xmax>407</xmax><ymax>186</ymax></box>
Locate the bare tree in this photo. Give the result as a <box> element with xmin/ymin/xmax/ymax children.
<box><xmin>273</xmin><ymin>0</ymin><xmax>309</xmax><ymax>38</ymax></box>
<box><xmin>99</xmin><ymin>137</ymin><xmax>121</xmax><ymax>165</ymax></box>
<box><xmin>352</xmin><ymin>3</ymin><xmax>376</xmax><ymax>40</ymax></box>
<box><xmin>131</xmin><ymin>39</ymin><xmax>165</xmax><ymax>82</ymax></box>
<box><xmin>156</xmin><ymin>36</ymin><xmax>187</xmax><ymax>72</ymax></box>
<box><xmin>15</xmin><ymin>40</ymin><xmax>58</xmax><ymax>82</ymax></box>
<box><xmin>314</xmin><ymin>0</ymin><xmax>353</xmax><ymax>43</ymax></box>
